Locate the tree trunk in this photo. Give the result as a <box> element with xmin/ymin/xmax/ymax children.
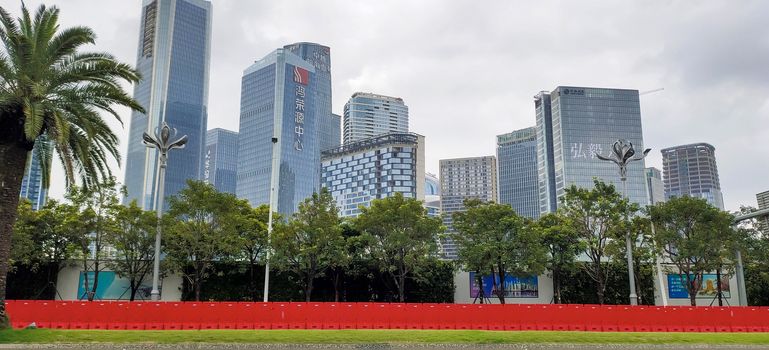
<box><xmin>194</xmin><ymin>273</ymin><xmax>201</xmax><ymax>302</ymax></box>
<box><xmin>249</xmin><ymin>262</ymin><xmax>258</xmax><ymax>302</ymax></box>
<box><xmin>129</xmin><ymin>280</ymin><xmax>138</xmax><ymax>301</ymax></box>
<box><xmin>305</xmin><ymin>272</ymin><xmax>314</xmax><ymax>302</ymax></box>
<box><xmin>89</xmin><ymin>262</ymin><xmax>100</xmax><ymax>302</ymax></box>
<box><xmin>596</xmin><ymin>262</ymin><xmax>605</xmax><ymax>305</ymax></box>
<box><xmin>716</xmin><ymin>266</ymin><xmax>723</xmax><ymax>307</ymax></box>
<box><xmin>477</xmin><ymin>274</ymin><xmax>485</xmax><ymax>304</ymax></box>
<box><xmin>553</xmin><ymin>268</ymin><xmax>561</xmax><ymax>304</ymax></box>
<box><xmin>0</xmin><ymin>142</ymin><xmax>28</xmax><ymax>327</ymax></box>
<box><xmin>333</xmin><ymin>269</ymin><xmax>341</xmax><ymax>302</ymax></box>
<box><xmin>398</xmin><ymin>270</ymin><xmax>406</xmax><ymax>303</ymax></box>
<box><xmin>496</xmin><ymin>261</ymin><xmax>506</xmax><ymax>304</ymax></box>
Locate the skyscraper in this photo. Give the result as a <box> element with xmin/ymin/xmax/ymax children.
<box><xmin>536</xmin><ymin>86</ymin><xmax>648</xmax><ymax>214</ymax></box>
<box><xmin>343</xmin><ymin>93</ymin><xmax>408</xmax><ymax>144</ymax></box>
<box><xmin>123</xmin><ymin>0</ymin><xmax>212</xmax><ymax>209</ymax></box>
<box><xmin>19</xmin><ymin>139</ymin><xmax>50</xmax><ymax>211</ymax></box>
<box><xmin>204</xmin><ymin>128</ymin><xmax>238</xmax><ymax>194</ymax></box>
<box><xmin>283</xmin><ymin>43</ymin><xmax>340</xmax><ymax>152</ymax></box>
<box><xmin>645</xmin><ymin>167</ymin><xmax>666</xmax><ymax>205</ymax></box>
<box><xmin>321</xmin><ymin>132</ymin><xmax>425</xmax><ymax>217</ymax></box>
<box><xmin>440</xmin><ymin>156</ymin><xmax>497</xmax><ymax>259</ymax></box>
<box><xmin>497</xmin><ymin>127</ymin><xmax>539</xmax><ymax>219</ymax></box>
<box><xmin>237</xmin><ymin>48</ymin><xmax>320</xmax><ymax>216</ymax></box>
<box><xmin>757</xmin><ymin>190</ymin><xmax>769</xmax><ymax>233</ymax></box>
<box><xmin>424</xmin><ymin>172</ymin><xmax>441</xmax><ymax>218</ymax></box>
<box><xmin>661</xmin><ymin>143</ymin><xmax>724</xmax><ymax>209</ymax></box>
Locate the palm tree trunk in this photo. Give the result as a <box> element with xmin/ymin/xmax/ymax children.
<box><xmin>0</xmin><ymin>142</ymin><xmax>30</xmax><ymax>327</ymax></box>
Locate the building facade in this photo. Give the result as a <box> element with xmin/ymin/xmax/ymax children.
<box><xmin>497</xmin><ymin>127</ymin><xmax>539</xmax><ymax>219</ymax></box>
<box><xmin>343</xmin><ymin>93</ymin><xmax>408</xmax><ymax>144</ymax></box>
<box><xmin>283</xmin><ymin>43</ymin><xmax>340</xmax><ymax>153</ymax></box>
<box><xmin>204</xmin><ymin>128</ymin><xmax>238</xmax><ymax>194</ymax></box>
<box><xmin>757</xmin><ymin>190</ymin><xmax>769</xmax><ymax>233</ymax></box>
<box><xmin>123</xmin><ymin>0</ymin><xmax>212</xmax><ymax>209</ymax></box>
<box><xmin>237</xmin><ymin>48</ymin><xmax>321</xmax><ymax>216</ymax></box>
<box><xmin>536</xmin><ymin>86</ymin><xmax>648</xmax><ymax>214</ymax></box>
<box><xmin>19</xmin><ymin>139</ymin><xmax>50</xmax><ymax>210</ymax></box>
<box><xmin>425</xmin><ymin>172</ymin><xmax>441</xmax><ymax>218</ymax></box>
<box><xmin>661</xmin><ymin>143</ymin><xmax>724</xmax><ymax>209</ymax></box>
<box><xmin>321</xmin><ymin>132</ymin><xmax>425</xmax><ymax>217</ymax></box>
<box><xmin>439</xmin><ymin>156</ymin><xmax>497</xmax><ymax>259</ymax></box>
<box><xmin>645</xmin><ymin>167</ymin><xmax>666</xmax><ymax>205</ymax></box>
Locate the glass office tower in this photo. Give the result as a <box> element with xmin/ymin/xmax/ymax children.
<box><xmin>321</xmin><ymin>132</ymin><xmax>425</xmax><ymax>217</ymax></box>
<box><xmin>123</xmin><ymin>0</ymin><xmax>212</xmax><ymax>209</ymax></box>
<box><xmin>343</xmin><ymin>93</ymin><xmax>409</xmax><ymax>144</ymax></box>
<box><xmin>645</xmin><ymin>167</ymin><xmax>666</xmax><ymax>205</ymax></box>
<box><xmin>661</xmin><ymin>143</ymin><xmax>724</xmax><ymax>209</ymax></box>
<box><xmin>497</xmin><ymin>127</ymin><xmax>539</xmax><ymax>219</ymax></box>
<box><xmin>19</xmin><ymin>138</ymin><xmax>50</xmax><ymax>210</ymax></box>
<box><xmin>237</xmin><ymin>48</ymin><xmax>319</xmax><ymax>216</ymax></box>
<box><xmin>204</xmin><ymin>128</ymin><xmax>238</xmax><ymax>194</ymax></box>
<box><xmin>283</xmin><ymin>43</ymin><xmax>340</xmax><ymax>152</ymax></box>
<box><xmin>536</xmin><ymin>86</ymin><xmax>648</xmax><ymax>213</ymax></box>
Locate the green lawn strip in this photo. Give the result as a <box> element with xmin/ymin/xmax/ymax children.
<box><xmin>1</xmin><ymin>329</ymin><xmax>769</xmax><ymax>344</ymax></box>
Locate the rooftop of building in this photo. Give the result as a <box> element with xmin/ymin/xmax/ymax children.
<box><xmin>439</xmin><ymin>155</ymin><xmax>496</xmax><ymax>164</ymax></box>
<box><xmin>349</xmin><ymin>92</ymin><xmax>404</xmax><ymax>103</ymax></box>
<box><xmin>321</xmin><ymin>131</ymin><xmax>422</xmax><ymax>159</ymax></box>
<box><xmin>661</xmin><ymin>142</ymin><xmax>716</xmax><ymax>153</ymax></box>
<box><xmin>497</xmin><ymin>127</ymin><xmax>536</xmax><ymax>145</ymax></box>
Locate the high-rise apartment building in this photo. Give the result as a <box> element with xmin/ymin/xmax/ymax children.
<box><xmin>497</xmin><ymin>127</ymin><xmax>539</xmax><ymax>219</ymax></box>
<box><xmin>661</xmin><ymin>143</ymin><xmax>724</xmax><ymax>209</ymax></box>
<box><xmin>440</xmin><ymin>156</ymin><xmax>497</xmax><ymax>259</ymax></box>
<box><xmin>203</xmin><ymin>128</ymin><xmax>238</xmax><ymax>194</ymax></box>
<box><xmin>645</xmin><ymin>167</ymin><xmax>666</xmax><ymax>205</ymax></box>
<box><xmin>123</xmin><ymin>0</ymin><xmax>212</xmax><ymax>209</ymax></box>
<box><xmin>536</xmin><ymin>86</ymin><xmax>648</xmax><ymax>214</ymax></box>
<box><xmin>321</xmin><ymin>132</ymin><xmax>425</xmax><ymax>217</ymax></box>
<box><xmin>757</xmin><ymin>190</ymin><xmax>769</xmax><ymax>233</ymax></box>
<box><xmin>343</xmin><ymin>93</ymin><xmax>408</xmax><ymax>144</ymax></box>
<box><xmin>237</xmin><ymin>48</ymin><xmax>320</xmax><ymax>216</ymax></box>
<box><xmin>19</xmin><ymin>139</ymin><xmax>50</xmax><ymax>210</ymax></box>
<box><xmin>283</xmin><ymin>43</ymin><xmax>341</xmax><ymax>152</ymax></box>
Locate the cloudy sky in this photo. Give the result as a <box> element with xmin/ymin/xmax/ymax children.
<box><xmin>15</xmin><ymin>0</ymin><xmax>769</xmax><ymax>211</ymax></box>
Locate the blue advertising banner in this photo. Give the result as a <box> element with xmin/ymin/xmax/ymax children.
<box><xmin>667</xmin><ymin>274</ymin><xmax>730</xmax><ymax>299</ymax></box>
<box><xmin>77</xmin><ymin>271</ymin><xmax>154</xmax><ymax>300</ymax></box>
<box><xmin>469</xmin><ymin>272</ymin><xmax>538</xmax><ymax>298</ymax></box>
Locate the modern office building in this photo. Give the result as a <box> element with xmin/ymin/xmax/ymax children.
<box><xmin>425</xmin><ymin>172</ymin><xmax>441</xmax><ymax>218</ymax></box>
<box><xmin>203</xmin><ymin>128</ymin><xmax>238</xmax><ymax>194</ymax></box>
<box><xmin>661</xmin><ymin>143</ymin><xmax>724</xmax><ymax>209</ymax></box>
<box><xmin>343</xmin><ymin>93</ymin><xmax>408</xmax><ymax>144</ymax></box>
<box><xmin>237</xmin><ymin>48</ymin><xmax>321</xmax><ymax>216</ymax></box>
<box><xmin>535</xmin><ymin>86</ymin><xmax>648</xmax><ymax>215</ymax></box>
<box><xmin>497</xmin><ymin>127</ymin><xmax>539</xmax><ymax>219</ymax></box>
<box><xmin>19</xmin><ymin>139</ymin><xmax>50</xmax><ymax>210</ymax></box>
<box><xmin>440</xmin><ymin>156</ymin><xmax>497</xmax><ymax>259</ymax></box>
<box><xmin>321</xmin><ymin>132</ymin><xmax>425</xmax><ymax>217</ymax></box>
<box><xmin>645</xmin><ymin>167</ymin><xmax>666</xmax><ymax>205</ymax></box>
<box><xmin>757</xmin><ymin>190</ymin><xmax>769</xmax><ymax>233</ymax></box>
<box><xmin>123</xmin><ymin>0</ymin><xmax>212</xmax><ymax>209</ymax></box>
<box><xmin>283</xmin><ymin>43</ymin><xmax>340</xmax><ymax>152</ymax></box>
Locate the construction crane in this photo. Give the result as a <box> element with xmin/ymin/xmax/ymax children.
<box><xmin>640</xmin><ymin>88</ymin><xmax>664</xmax><ymax>96</ymax></box>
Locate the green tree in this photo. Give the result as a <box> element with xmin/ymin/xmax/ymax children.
<box><xmin>229</xmin><ymin>202</ymin><xmax>272</xmax><ymax>301</ymax></box>
<box><xmin>739</xmin><ymin>206</ymin><xmax>769</xmax><ymax>305</ymax></box>
<box><xmin>533</xmin><ymin>212</ymin><xmax>581</xmax><ymax>304</ymax></box>
<box><xmin>0</xmin><ymin>3</ymin><xmax>142</xmax><ymax>324</ymax></box>
<box><xmin>560</xmin><ymin>180</ymin><xmax>635</xmax><ymax>304</ymax></box>
<box><xmin>648</xmin><ymin>196</ymin><xmax>737</xmax><ymax>306</ymax></box>
<box><xmin>67</xmin><ymin>177</ymin><xmax>122</xmax><ymax>301</ymax></box>
<box><xmin>271</xmin><ymin>189</ymin><xmax>344</xmax><ymax>302</ymax></box>
<box><xmin>164</xmin><ymin>180</ymin><xmax>240</xmax><ymax>301</ymax></box>
<box><xmin>453</xmin><ymin>199</ymin><xmax>546</xmax><ymax>304</ymax></box>
<box><xmin>106</xmin><ymin>201</ymin><xmax>157</xmax><ymax>301</ymax></box>
<box><xmin>606</xmin><ymin>215</ymin><xmax>655</xmax><ymax>305</ymax></box>
<box><xmin>355</xmin><ymin>192</ymin><xmax>442</xmax><ymax>302</ymax></box>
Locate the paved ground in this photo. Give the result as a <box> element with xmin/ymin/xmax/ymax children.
<box><xmin>1</xmin><ymin>345</ymin><xmax>767</xmax><ymax>350</ymax></box>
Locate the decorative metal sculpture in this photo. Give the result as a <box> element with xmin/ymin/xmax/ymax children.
<box><xmin>142</xmin><ymin>122</ymin><xmax>188</xmax><ymax>167</ymax></box>
<box><xmin>596</xmin><ymin>139</ymin><xmax>650</xmax><ymax>180</ymax></box>
<box><xmin>142</xmin><ymin>121</ymin><xmax>187</xmax><ymax>301</ymax></box>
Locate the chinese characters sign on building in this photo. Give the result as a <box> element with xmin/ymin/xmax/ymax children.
<box><xmin>293</xmin><ymin>66</ymin><xmax>309</xmax><ymax>152</ymax></box>
<box><xmin>571</xmin><ymin>143</ymin><xmax>603</xmax><ymax>160</ymax></box>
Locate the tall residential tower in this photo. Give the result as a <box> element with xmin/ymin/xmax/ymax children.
<box><xmin>343</xmin><ymin>93</ymin><xmax>408</xmax><ymax>144</ymax></box>
<box><xmin>123</xmin><ymin>0</ymin><xmax>212</xmax><ymax>209</ymax></box>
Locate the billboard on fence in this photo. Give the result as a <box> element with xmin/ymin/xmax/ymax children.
<box><xmin>469</xmin><ymin>272</ymin><xmax>538</xmax><ymax>298</ymax></box>
<box><xmin>667</xmin><ymin>273</ymin><xmax>730</xmax><ymax>299</ymax></box>
<box><xmin>77</xmin><ymin>271</ymin><xmax>154</xmax><ymax>300</ymax></box>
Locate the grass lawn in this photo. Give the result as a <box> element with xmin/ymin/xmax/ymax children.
<box><xmin>1</xmin><ymin>329</ymin><xmax>769</xmax><ymax>344</ymax></box>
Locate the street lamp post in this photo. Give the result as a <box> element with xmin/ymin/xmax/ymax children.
<box><xmin>143</xmin><ymin>122</ymin><xmax>188</xmax><ymax>301</ymax></box>
<box><xmin>597</xmin><ymin>139</ymin><xmax>650</xmax><ymax>306</ymax></box>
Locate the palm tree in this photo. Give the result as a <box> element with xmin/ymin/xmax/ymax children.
<box><xmin>0</xmin><ymin>4</ymin><xmax>142</xmax><ymax>326</ymax></box>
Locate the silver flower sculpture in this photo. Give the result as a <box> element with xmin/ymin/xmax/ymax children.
<box><xmin>142</xmin><ymin>122</ymin><xmax>188</xmax><ymax>165</ymax></box>
<box><xmin>595</xmin><ymin>139</ymin><xmax>651</xmax><ymax>180</ymax></box>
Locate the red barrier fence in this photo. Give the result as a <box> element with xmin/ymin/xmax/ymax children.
<box><xmin>6</xmin><ymin>300</ymin><xmax>769</xmax><ymax>332</ymax></box>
